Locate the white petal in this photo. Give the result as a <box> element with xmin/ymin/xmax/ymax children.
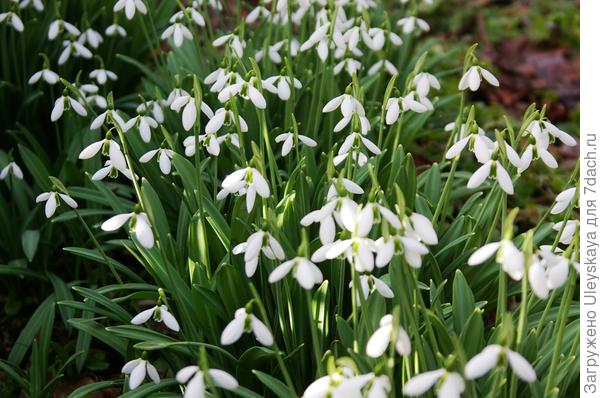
<box><xmin>468</xmin><ymin>242</ymin><xmax>501</xmax><ymax>265</ymax></box>
<box><xmin>101</xmin><ymin>213</ymin><xmax>131</xmax><ymax>231</ymax></box>
<box><xmin>131</xmin><ymin>307</ymin><xmax>155</xmax><ymax>325</ymax></box>
<box><xmin>506</xmin><ymin>350</ymin><xmax>536</xmax><ymax>382</ymax></box>
<box><xmin>220</xmin><ymin>316</ymin><xmax>245</xmax><ymax>345</ymax></box>
<box><xmin>251</xmin><ymin>316</ymin><xmax>273</xmax><ymax>346</ymax></box>
<box><xmin>208</xmin><ymin>369</ymin><xmax>238</xmax><ymax>390</ymax></box>
<box><xmin>464</xmin><ymin>345</ymin><xmax>502</xmax><ymax>379</ymax></box>
<box><xmin>402</xmin><ymin>369</ymin><xmax>445</xmax><ymax>396</ymax></box>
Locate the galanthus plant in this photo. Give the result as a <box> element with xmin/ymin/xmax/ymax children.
<box><xmin>0</xmin><ymin>0</ymin><xmax>579</xmax><ymax>397</ymax></box>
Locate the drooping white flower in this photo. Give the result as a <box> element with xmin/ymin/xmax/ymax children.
<box><xmin>353</xmin><ymin>274</ymin><xmax>394</xmax><ymax>304</ymax></box>
<box><xmin>124</xmin><ymin>114</ymin><xmax>158</xmax><ymax>143</ymax></box>
<box><xmin>137</xmin><ymin>101</ymin><xmax>164</xmax><ymax>123</ymax></box>
<box><xmin>217</xmin><ymin>167</ymin><xmax>270</xmax><ymax>212</ymax></box>
<box><xmin>300</xmin><ymin>22</ymin><xmax>332</xmax><ymax>62</ymax></box>
<box><xmin>551</xmin><ymin>187</ymin><xmax>576</xmax><ymax>215</ymax></box>
<box><xmin>269</xmin><ymin>257</ymin><xmax>323</xmax><ymax>289</ymax></box>
<box><xmin>18</xmin><ymin>0</ymin><xmax>44</xmax><ymax>11</ymax></box>
<box><xmin>217</xmin><ymin>77</ymin><xmax>267</xmax><ymax>109</ymax></box>
<box><xmin>367</xmin><ymin>60</ymin><xmax>398</xmax><ymax>76</ymax></box>
<box><xmin>105</xmin><ymin>23</ymin><xmax>127</xmax><ymax>37</ymax></box>
<box><xmin>101</xmin><ymin>211</ymin><xmax>155</xmax><ymax>249</ymax></box>
<box><xmin>121</xmin><ymin>358</ymin><xmax>160</xmax><ymax>390</ymax></box>
<box><xmin>553</xmin><ymin>220</ymin><xmax>578</xmax><ymax>245</ymax></box>
<box><xmin>0</xmin><ymin>162</ymin><xmax>24</xmax><ymax>180</ymax></box>
<box><xmin>58</xmin><ymin>39</ymin><xmax>93</xmax><ymax>65</ymax></box>
<box><xmin>302</xmin><ymin>370</ymin><xmax>373</xmax><ymax>398</ymax></box>
<box><xmin>365</xmin><ymin>374</ymin><xmax>392</xmax><ymax>398</ymax></box>
<box><xmin>403</xmin><ymin>369</ymin><xmax>465</xmax><ymax>398</ymax></box>
<box><xmin>35</xmin><ymin>191</ymin><xmax>78</xmax><ymax>218</ymax></box>
<box><xmin>396</xmin><ymin>16</ymin><xmax>430</xmax><ymax>34</ymax></box>
<box><xmin>161</xmin><ymin>15</ymin><xmax>193</xmax><ymax>48</ymax></box>
<box><xmin>467</xmin><ymin>159</ymin><xmax>514</xmax><ymax>195</ymax></box>
<box><xmin>337</xmin><ymin>132</ymin><xmax>381</xmax><ymax>160</ymax></box>
<box><xmin>255</xmin><ymin>40</ymin><xmax>298</xmax><ymax>64</ymax></box>
<box><xmin>246</xmin><ymin>5</ymin><xmax>270</xmax><ymax>23</ymax></box>
<box><xmin>205</xmin><ymin>107</ymin><xmax>248</xmax><ymax>135</ymax></box>
<box><xmin>465</xmin><ymin>344</ymin><xmax>536</xmax><ymax>383</ymax></box>
<box><xmin>361</xmin><ymin>27</ymin><xmax>402</xmax><ymax>51</ymax></box>
<box><xmin>233</xmin><ymin>230</ymin><xmax>285</xmax><ymax>277</ymax></box>
<box><xmin>29</xmin><ymin>68</ymin><xmax>59</xmax><ymax>85</ymax></box>
<box><xmin>89</xmin><ymin>68</ymin><xmax>117</xmax><ymax>85</ymax></box>
<box><xmin>334</xmin><ymin>58</ymin><xmax>362</xmax><ymax>76</ymax></box>
<box><xmin>445</xmin><ymin>126</ymin><xmax>495</xmax><ymax>163</ymax></box>
<box><xmin>79</xmin><ymin>137</ymin><xmax>127</xmax><ymax>171</ymax></box>
<box><xmin>0</xmin><ymin>12</ymin><xmax>24</xmax><ymax>32</ymax></box>
<box><xmin>131</xmin><ymin>304</ymin><xmax>180</xmax><ymax>332</ymax></box>
<box><xmin>170</xmin><ymin>95</ymin><xmax>214</xmax><ymax>131</ymax></box>
<box><xmin>524</xmin><ymin>119</ymin><xmax>576</xmax><ymax>147</ymax></box>
<box><xmin>275</xmin><ymin>132</ymin><xmax>317</xmax><ymax>156</ymax></box>
<box><xmin>114</xmin><ymin>0</ymin><xmax>148</xmax><ymax>20</ymax></box>
<box><xmin>458</xmin><ymin>65</ymin><xmax>499</xmax><ymax>91</ymax></box>
<box><xmin>414</xmin><ymin>72</ymin><xmax>441</xmax><ymax>97</ymax></box>
<box><xmin>528</xmin><ymin>247</ymin><xmax>570</xmax><ymax>299</ymax></box>
<box><xmin>80</xmin><ymin>28</ymin><xmax>104</xmax><ymax>49</ymax></box>
<box><xmin>212</xmin><ymin>33</ymin><xmax>246</xmax><ymax>58</ymax></box>
<box><xmin>176</xmin><ymin>366</ymin><xmax>238</xmax><ymax>398</ymax></box>
<box><xmin>48</xmin><ymin>19</ymin><xmax>80</xmax><ymax>40</ymax></box>
<box><xmin>92</xmin><ymin>159</ymin><xmax>136</xmax><ymax>181</ymax></box>
<box><xmin>220</xmin><ymin>307</ymin><xmax>273</xmax><ymax>346</ymax></box>
<box><xmin>468</xmin><ymin>239</ymin><xmax>524</xmax><ymax>280</ymax></box>
<box><xmin>140</xmin><ymin>148</ymin><xmax>174</xmax><ymax>175</ymax></box>
<box><xmin>366</xmin><ymin>314</ymin><xmax>411</xmax><ymax>357</ymax></box>
<box><xmin>323</xmin><ymin>93</ymin><xmax>370</xmax><ymax>134</ymax></box>
<box><xmin>385</xmin><ymin>93</ymin><xmax>428</xmax><ymax>124</ymax></box>
<box><xmin>51</xmin><ymin>95</ymin><xmax>87</xmax><ymax>121</ymax></box>
<box><xmin>263</xmin><ymin>75</ymin><xmax>302</xmax><ymax>101</ymax></box>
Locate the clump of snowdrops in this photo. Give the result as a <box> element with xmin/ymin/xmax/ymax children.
<box><xmin>0</xmin><ymin>0</ymin><xmax>579</xmax><ymax>397</ymax></box>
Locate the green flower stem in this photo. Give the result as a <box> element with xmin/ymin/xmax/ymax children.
<box><xmin>350</xmin><ymin>265</ymin><xmax>360</xmax><ymax>352</ymax></box>
<box><xmin>496</xmin><ymin>195</ymin><xmax>507</xmax><ymax>324</ymax></box>
<box><xmin>305</xmin><ymin>290</ymin><xmax>324</xmax><ymax>376</ymax></box>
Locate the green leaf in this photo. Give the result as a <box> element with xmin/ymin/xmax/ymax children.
<box><xmin>452</xmin><ymin>270</ymin><xmax>475</xmax><ymax>334</ymax></box>
<box><xmin>67</xmin><ymin>380</ymin><xmax>123</xmax><ymax>398</ymax></box>
<box><xmin>253</xmin><ymin>370</ymin><xmax>295</xmax><ymax>398</ymax></box>
<box><xmin>21</xmin><ymin>230</ymin><xmax>40</xmax><ymax>262</ymax></box>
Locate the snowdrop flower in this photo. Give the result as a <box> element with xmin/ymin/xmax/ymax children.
<box><xmin>367</xmin><ymin>60</ymin><xmax>398</xmax><ymax>76</ymax></box>
<box><xmin>414</xmin><ymin>72</ymin><xmax>441</xmax><ymax>97</ymax></box>
<box><xmin>246</xmin><ymin>5</ymin><xmax>270</xmax><ymax>23</ymax></box>
<box><xmin>517</xmin><ymin>140</ymin><xmax>558</xmax><ymax>173</ymax></box>
<box><xmin>365</xmin><ymin>374</ymin><xmax>392</xmax><ymax>398</ymax></box>
<box><xmin>212</xmin><ymin>33</ymin><xmax>246</xmax><ymax>58</ymax></box>
<box><xmin>551</xmin><ymin>187</ymin><xmax>576</xmax><ymax>215</ymax></box>
<box><xmin>528</xmin><ymin>247</ymin><xmax>570</xmax><ymax>299</ymax></box>
<box><xmin>458</xmin><ymin>65</ymin><xmax>499</xmax><ymax>91</ymax></box>
<box><xmin>137</xmin><ymin>101</ymin><xmax>164</xmax><ymax>123</ymax></box>
<box><xmin>385</xmin><ymin>94</ymin><xmax>428</xmax><ymax>124</ymax></box>
<box><xmin>106</xmin><ymin>23</ymin><xmax>127</xmax><ymax>37</ymax></box>
<box><xmin>338</xmin><ymin>132</ymin><xmax>381</xmax><ymax>158</ymax></box>
<box><xmin>140</xmin><ymin>148</ymin><xmax>174</xmax><ymax>175</ymax></box>
<box><xmin>323</xmin><ymin>93</ymin><xmax>369</xmax><ymax>134</ymax></box>
<box><xmin>354</xmin><ymin>274</ymin><xmax>394</xmax><ymax>303</ymax></box>
<box><xmin>183</xmin><ymin>134</ymin><xmax>218</xmax><ymax>156</ymax></box>
<box><xmin>90</xmin><ymin>108</ymin><xmax>127</xmax><ymax>131</ymax></box>
<box><xmin>221</xmin><ymin>307</ymin><xmax>273</xmax><ymax>346</ymax></box>
<box><xmin>79</xmin><ymin>136</ymin><xmax>126</xmax><ymax>169</ymax></box>
<box><xmin>114</xmin><ymin>0</ymin><xmax>147</xmax><ymax>20</ymax></box>
<box><xmin>263</xmin><ymin>75</ymin><xmax>302</xmax><ymax>101</ymax></box>
<box><xmin>124</xmin><ymin>114</ymin><xmax>158</xmax><ymax>142</ymax></box>
<box><xmin>255</xmin><ymin>40</ymin><xmax>297</xmax><ymax>63</ymax></box>
<box><xmin>162</xmin><ymin>16</ymin><xmax>193</xmax><ymax>48</ymax></box>
<box><xmin>301</xmin><ymin>200</ymin><xmax>339</xmax><ymax>244</ymax></box>
<box><xmin>0</xmin><ymin>11</ymin><xmax>24</xmax><ymax>32</ymax></box>
<box><xmin>92</xmin><ymin>159</ymin><xmax>136</xmax><ymax>181</ymax></box>
<box><xmin>80</xmin><ymin>28</ymin><xmax>103</xmax><ymax>49</ymax></box>
<box><xmin>18</xmin><ymin>0</ymin><xmax>44</xmax><ymax>11</ymax></box>
<box><xmin>275</xmin><ymin>132</ymin><xmax>317</xmax><ymax>156</ymax></box>
<box><xmin>174</xmin><ymin>7</ymin><xmax>205</xmax><ymax>28</ymax></box>
<box><xmin>553</xmin><ymin>220</ymin><xmax>578</xmax><ymax>245</ymax></box>
<box><xmin>51</xmin><ymin>94</ymin><xmax>87</xmax><ymax>121</ymax></box>
<box><xmin>233</xmin><ymin>230</ymin><xmax>284</xmax><ymax>277</ymax></box>
<box><xmin>366</xmin><ymin>314</ymin><xmax>411</xmax><ymax>357</ymax></box>
<box><xmin>58</xmin><ymin>40</ymin><xmax>93</xmax><ymax>65</ymax></box>
<box><xmin>302</xmin><ymin>370</ymin><xmax>373</xmax><ymax>398</ymax></box>
<box><xmin>468</xmin><ymin>239</ymin><xmax>524</xmax><ymax>280</ymax></box>
<box><xmin>204</xmin><ymin>68</ymin><xmax>240</xmax><ymax>93</ymax></box>
<box><xmin>405</xmin><ymin>212</ymin><xmax>439</xmax><ymax>245</ymax></box>
<box><xmin>35</xmin><ymin>191</ymin><xmax>78</xmax><ymax>218</ymax></box>
<box><xmin>375</xmin><ymin>234</ymin><xmax>430</xmax><ymax>269</ymax></box>
<box><xmin>0</xmin><ymin>162</ymin><xmax>23</xmax><ymax>180</ymax></box>
<box><xmin>217</xmin><ymin>77</ymin><xmax>267</xmax><ymax>109</ymax></box>
<box><xmin>334</xmin><ymin>58</ymin><xmax>362</xmax><ymax>76</ymax></box>
<box><xmin>445</xmin><ymin>125</ymin><xmax>495</xmax><ymax>163</ymax></box>
<box><xmin>218</xmin><ymin>167</ymin><xmax>270</xmax><ymax>212</ymax></box>
<box><xmin>403</xmin><ymin>369</ymin><xmax>465</xmax><ymax>398</ymax></box>
<box><xmin>29</xmin><ymin>67</ymin><xmax>59</xmax><ymax>85</ymax></box>
<box><xmin>176</xmin><ymin>366</ymin><xmax>238</xmax><ymax>398</ymax></box>
<box><xmin>170</xmin><ymin>94</ymin><xmax>214</xmax><ymax>131</ymax></box>
<box><xmin>467</xmin><ymin>159</ymin><xmax>514</xmax><ymax>195</ymax></box>
<box><xmin>89</xmin><ymin>68</ymin><xmax>117</xmax><ymax>85</ymax></box>
<box><xmin>396</xmin><ymin>16</ymin><xmax>430</xmax><ymax>34</ymax></box>
<box><xmin>524</xmin><ymin>119</ymin><xmax>577</xmax><ymax>147</ymax></box>
<box><xmin>361</xmin><ymin>27</ymin><xmax>402</xmax><ymax>51</ymax></box>
<box><xmin>101</xmin><ymin>210</ymin><xmax>155</xmax><ymax>249</ymax></box>
<box><xmin>300</xmin><ymin>22</ymin><xmax>332</xmax><ymax>62</ymax></box>
<box><xmin>131</xmin><ymin>304</ymin><xmax>180</xmax><ymax>332</ymax></box>
<box><xmin>121</xmin><ymin>358</ymin><xmax>160</xmax><ymax>390</ymax></box>
<box><xmin>269</xmin><ymin>257</ymin><xmax>323</xmax><ymax>289</ymax></box>
<box><xmin>48</xmin><ymin>19</ymin><xmax>80</xmax><ymax>40</ymax></box>
<box><xmin>465</xmin><ymin>344</ymin><xmax>536</xmax><ymax>382</ymax></box>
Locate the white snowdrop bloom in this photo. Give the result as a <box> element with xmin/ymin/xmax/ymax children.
<box><xmin>458</xmin><ymin>65</ymin><xmax>499</xmax><ymax>91</ymax></box>
<box><xmin>300</xmin><ymin>22</ymin><xmax>332</xmax><ymax>62</ymax></box>
<box><xmin>35</xmin><ymin>191</ymin><xmax>78</xmax><ymax>218</ymax></box>
<box><xmin>232</xmin><ymin>230</ymin><xmax>284</xmax><ymax>277</ymax></box>
<box><xmin>341</xmin><ymin>25</ymin><xmax>362</xmax><ymax>51</ymax></box>
<box><xmin>338</xmin><ymin>132</ymin><xmax>381</xmax><ymax>158</ymax></box>
<box><xmin>0</xmin><ymin>162</ymin><xmax>24</xmax><ymax>180</ymax></box>
<box><xmin>212</xmin><ymin>33</ymin><xmax>246</xmax><ymax>58</ymax></box>
<box><xmin>302</xmin><ymin>371</ymin><xmax>373</xmax><ymax>398</ymax></box>
<box><xmin>366</xmin><ymin>314</ymin><xmax>411</xmax><ymax>357</ymax></box>
<box><xmin>140</xmin><ymin>148</ymin><xmax>174</xmax><ymax>175</ymax></box>
<box><xmin>87</xmin><ymin>94</ymin><xmax>108</xmax><ymax>109</ymax></box>
<box><xmin>326</xmin><ymin>178</ymin><xmax>365</xmax><ymax>200</ymax></box>
<box><xmin>137</xmin><ymin>101</ymin><xmax>164</xmax><ymax>124</ymax></box>
<box><xmin>193</xmin><ymin>0</ymin><xmax>222</xmax><ymax>11</ymax></box>
<box><xmin>353</xmin><ymin>274</ymin><xmax>394</xmax><ymax>304</ymax></box>
<box><xmin>89</xmin><ymin>68</ymin><xmax>117</xmax><ymax>85</ymax></box>
<box><xmin>269</xmin><ymin>257</ymin><xmax>323</xmax><ymax>289</ymax></box>
<box><xmin>375</xmin><ymin>234</ymin><xmax>430</xmax><ymax>269</ymax></box>
<box><xmin>528</xmin><ymin>247</ymin><xmax>570</xmax><ymax>299</ymax></box>
<box><xmin>28</xmin><ymin>68</ymin><xmax>59</xmax><ymax>85</ymax></box>
<box><xmin>121</xmin><ymin>358</ymin><xmax>160</xmax><ymax>390</ymax></box>
<box><xmin>361</xmin><ymin>27</ymin><xmax>402</xmax><ymax>51</ymax></box>
<box><xmin>79</xmin><ymin>137</ymin><xmax>126</xmax><ymax>169</ymax></box>
<box><xmin>465</xmin><ymin>344</ymin><xmax>536</xmax><ymax>383</ymax></box>
<box><xmin>92</xmin><ymin>159</ymin><xmax>136</xmax><ymax>181</ymax></box>
<box><xmin>333</xmin><ymin>151</ymin><xmax>369</xmax><ymax>167</ymax></box>
<box><xmin>368</xmin><ymin>60</ymin><xmax>398</xmax><ymax>76</ymax></box>
<box><xmin>174</xmin><ymin>7</ymin><xmax>205</xmax><ymax>28</ymax></box>
<box><xmin>385</xmin><ymin>94</ymin><xmax>428</xmax><ymax>124</ymax></box>
<box><xmin>275</xmin><ymin>132</ymin><xmax>317</xmax><ymax>156</ymax></box>
<box><xmin>204</xmin><ymin>68</ymin><xmax>240</xmax><ymax>93</ymax></box>
<box><xmin>90</xmin><ymin>109</ymin><xmax>127</xmax><ymax>131</ymax></box>
<box><xmin>255</xmin><ymin>40</ymin><xmax>297</xmax><ymax>64</ymax></box>
<box><xmin>131</xmin><ymin>304</ymin><xmax>180</xmax><ymax>332</ymax></box>
<box><xmin>263</xmin><ymin>75</ymin><xmax>302</xmax><ymax>101</ymax></box>
<box><xmin>48</xmin><ymin>19</ymin><xmax>80</xmax><ymax>40</ymax></box>
<box><xmin>246</xmin><ymin>5</ymin><xmax>270</xmax><ymax>23</ymax></box>
<box><xmin>18</xmin><ymin>0</ymin><xmax>44</xmax><ymax>11</ymax></box>
<box><xmin>551</xmin><ymin>187</ymin><xmax>576</xmax><ymax>215</ymax></box>
<box><xmin>301</xmin><ymin>200</ymin><xmax>339</xmax><ymax>244</ymax></box>
<box><xmin>217</xmin><ymin>77</ymin><xmax>267</xmax><ymax>109</ymax></box>
<box><xmin>124</xmin><ymin>114</ymin><xmax>158</xmax><ymax>143</ymax></box>
<box><xmin>524</xmin><ymin>119</ymin><xmax>577</xmax><ymax>147</ymax></box>
<box><xmin>217</xmin><ymin>167</ymin><xmax>270</xmax><ymax>213</ymax></box>
<box><xmin>176</xmin><ymin>366</ymin><xmax>238</xmax><ymax>398</ymax></box>
<box><xmin>80</xmin><ymin>28</ymin><xmax>103</xmax><ymax>49</ymax></box>
<box><xmin>414</xmin><ymin>72</ymin><xmax>441</xmax><ymax>97</ymax></box>
<box><xmin>445</xmin><ymin>127</ymin><xmax>495</xmax><ymax>163</ymax></box>
<box><xmin>161</xmin><ymin>18</ymin><xmax>193</xmax><ymax>48</ymax></box>
<box><xmin>334</xmin><ymin>58</ymin><xmax>362</xmax><ymax>76</ymax></box>
<box><xmin>467</xmin><ymin>159</ymin><xmax>514</xmax><ymax>195</ymax></box>
<box><xmin>183</xmin><ymin>134</ymin><xmax>218</xmax><ymax>157</ymax></box>
<box><xmin>170</xmin><ymin>95</ymin><xmax>214</xmax><ymax>131</ymax></box>
<box><xmin>221</xmin><ymin>307</ymin><xmax>273</xmax><ymax>346</ymax></box>
<box><xmin>102</xmin><ymin>211</ymin><xmax>155</xmax><ymax>249</ymax></box>
<box><xmin>114</xmin><ymin>0</ymin><xmax>147</xmax><ymax>20</ymax></box>
<box><xmin>105</xmin><ymin>23</ymin><xmax>127</xmax><ymax>37</ymax></box>
<box><xmin>323</xmin><ymin>93</ymin><xmax>369</xmax><ymax>134</ymax></box>
<box><xmin>58</xmin><ymin>40</ymin><xmax>93</xmax><ymax>65</ymax></box>
<box><xmin>0</xmin><ymin>12</ymin><xmax>24</xmax><ymax>32</ymax></box>
<box><xmin>517</xmin><ymin>141</ymin><xmax>557</xmax><ymax>173</ymax></box>
<box><xmin>405</xmin><ymin>212</ymin><xmax>439</xmax><ymax>245</ymax></box>
<box><xmin>51</xmin><ymin>95</ymin><xmax>87</xmax><ymax>121</ymax></box>
<box><xmin>553</xmin><ymin>220</ymin><xmax>578</xmax><ymax>245</ymax></box>
<box><xmin>403</xmin><ymin>369</ymin><xmax>465</xmax><ymax>398</ymax></box>
<box><xmin>365</xmin><ymin>374</ymin><xmax>392</xmax><ymax>398</ymax></box>
<box><xmin>468</xmin><ymin>239</ymin><xmax>524</xmax><ymax>280</ymax></box>
<box><xmin>397</xmin><ymin>16</ymin><xmax>430</xmax><ymax>34</ymax></box>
